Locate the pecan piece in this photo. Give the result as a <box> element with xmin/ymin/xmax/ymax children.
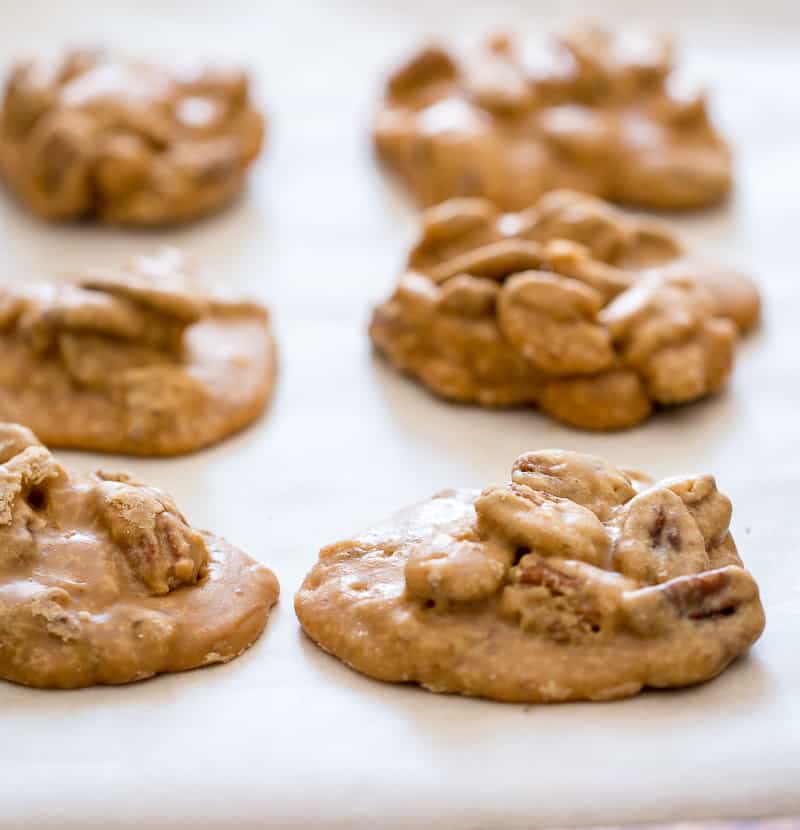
<box><xmin>405</xmin><ymin>538</ymin><xmax>507</xmax><ymax>605</ymax></box>
<box><xmin>662</xmin><ymin>474</ymin><xmax>732</xmax><ymax>549</ymax></box>
<box><xmin>621</xmin><ymin>566</ymin><xmax>761</xmax><ymax>636</ymax></box>
<box><xmin>611</xmin><ymin>487</ymin><xmax>709</xmax><ymax>584</ymax></box>
<box><xmin>499</xmin><ymin>556</ymin><xmax>631</xmax><ymax>640</ymax></box>
<box><xmin>524</xmin><ymin>189</ymin><xmax>636</xmax><ymax>263</ymax></box>
<box><xmin>497</xmin><ymin>270</ymin><xmax>615</xmax><ymax>374</ymax></box>
<box><xmin>409</xmin><ymin>198</ymin><xmax>498</xmax><ymax>269</ymax></box>
<box><xmin>81</xmin><ymin>248</ymin><xmax>207</xmax><ymax>322</ymax></box>
<box><xmin>463</xmin><ymin>51</ymin><xmax>533</xmax><ymax>114</ymax></box>
<box><xmin>95</xmin><ymin>476</ymin><xmax>208</xmax><ymax>595</ymax></box>
<box><xmin>426</xmin><ymin>239</ymin><xmax>544</xmax><ymax>284</ymax></box>
<box><xmin>438</xmin><ymin>275</ymin><xmax>499</xmax><ymax>317</ymax></box>
<box><xmin>540</xmin><ymin>239</ymin><xmax>632</xmax><ymax>301</ymax></box>
<box><xmin>0</xmin><ymin>441</ymin><xmax>62</xmax><ymax>526</ymax></box>
<box><xmin>387</xmin><ymin>46</ymin><xmax>458</xmax><ymax>98</ymax></box>
<box><xmin>512</xmin><ymin>449</ymin><xmax>635</xmax><ymax>521</ymax></box>
<box><xmin>476</xmin><ymin>482</ymin><xmax>610</xmax><ymax>567</ymax></box>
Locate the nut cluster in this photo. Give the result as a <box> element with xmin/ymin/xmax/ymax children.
<box><xmin>404</xmin><ymin>449</ymin><xmax>760</xmax><ymax>644</ymax></box>
<box><xmin>375</xmin><ymin>24</ymin><xmax>731</xmax><ymax>210</ymax></box>
<box><xmin>0</xmin><ymin>50</ymin><xmax>264</xmax><ymax>224</ymax></box>
<box><xmin>370</xmin><ymin>189</ymin><xmax>759</xmax><ymax>430</ymax></box>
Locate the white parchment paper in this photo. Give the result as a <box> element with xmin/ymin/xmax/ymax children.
<box><xmin>0</xmin><ymin>1</ymin><xmax>798</xmax><ymax>827</ymax></box>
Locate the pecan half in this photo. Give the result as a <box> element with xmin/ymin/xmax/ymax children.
<box><xmin>621</xmin><ymin>566</ymin><xmax>759</xmax><ymax>635</ymax></box>
<box><xmin>512</xmin><ymin>449</ymin><xmax>636</xmax><ymax>521</ymax></box>
<box><xmin>95</xmin><ymin>476</ymin><xmax>208</xmax><ymax>595</ymax></box>
<box><xmin>497</xmin><ymin>270</ymin><xmax>614</xmax><ymax>374</ymax></box>
<box><xmin>611</xmin><ymin>486</ymin><xmax>709</xmax><ymax>584</ymax></box>
<box><xmin>476</xmin><ymin>482</ymin><xmax>610</xmax><ymax>567</ymax></box>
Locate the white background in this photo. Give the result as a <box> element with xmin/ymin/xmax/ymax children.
<box><xmin>0</xmin><ymin>2</ymin><xmax>799</xmax><ymax>828</ymax></box>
